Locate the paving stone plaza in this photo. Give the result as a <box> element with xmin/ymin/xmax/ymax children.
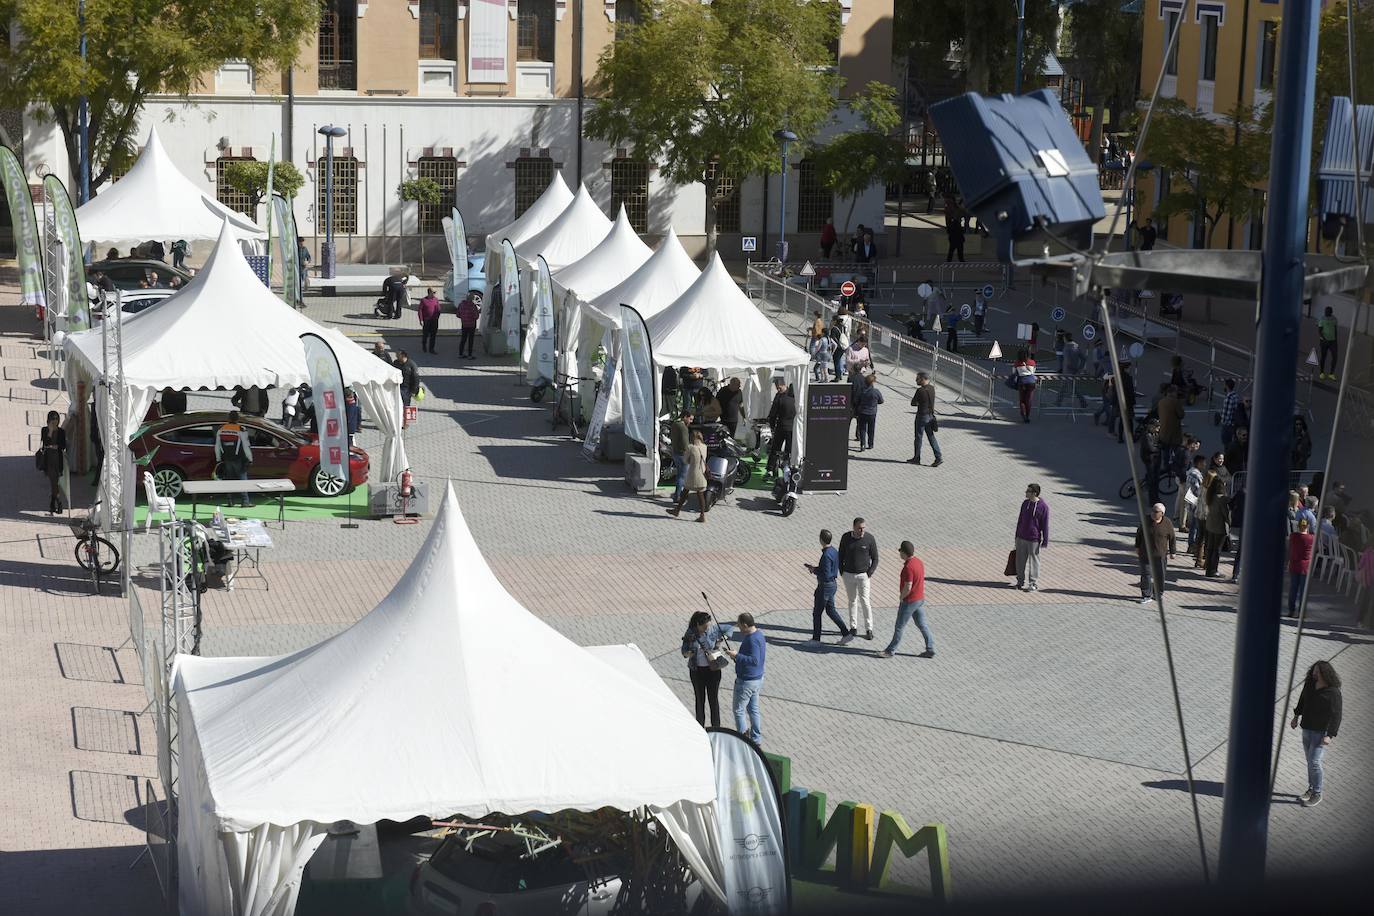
<box><xmin>2</xmin><ymin>272</ymin><xmax>1371</xmax><ymax>913</ymax></box>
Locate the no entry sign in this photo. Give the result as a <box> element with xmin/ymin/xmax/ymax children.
<box><xmin>840</xmin><ymin>280</ymin><xmax>857</xmax><ymax>297</ymax></box>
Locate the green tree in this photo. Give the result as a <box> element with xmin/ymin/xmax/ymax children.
<box><xmin>1144</xmin><ymin>100</ymin><xmax>1271</xmax><ymax>248</ymax></box>
<box><xmin>223</xmin><ymin>161</ymin><xmax>305</xmax><ymax>215</ymax></box>
<box><xmin>1061</xmin><ymin>0</ymin><xmax>1142</xmax><ymax>162</ymax></box>
<box><xmin>812</xmin><ymin>83</ymin><xmax>907</xmax><ymax>233</ymax></box>
<box><xmin>899</xmin><ymin>0</ymin><xmax>1061</xmax><ymax>95</ymax></box>
<box><xmin>585</xmin><ymin>0</ymin><xmax>841</xmax><ymax>255</ymax></box>
<box><xmin>399</xmin><ymin>177</ymin><xmax>444</xmax><ymax>272</ymax></box>
<box><xmin>0</xmin><ymin>0</ymin><xmax>317</xmax><ymax>192</ymax></box>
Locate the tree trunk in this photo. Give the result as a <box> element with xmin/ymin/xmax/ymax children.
<box><xmin>965</xmin><ymin>4</ymin><xmax>990</xmax><ymax>93</ymax></box>
<box><xmin>843</xmin><ymin>195</ymin><xmax>858</xmax><ymax>235</ymax></box>
<box><xmin>1087</xmin><ymin>92</ymin><xmax>1106</xmax><ymax>164</ymax></box>
<box><xmin>703</xmin><ymin>170</ymin><xmax>719</xmax><ymax>258</ymax></box>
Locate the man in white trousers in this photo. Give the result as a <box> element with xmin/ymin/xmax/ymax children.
<box><xmin>838</xmin><ymin>517</ymin><xmax>880</xmax><ymax>640</ymax></box>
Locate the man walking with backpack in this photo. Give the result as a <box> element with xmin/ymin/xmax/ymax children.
<box><xmin>214</xmin><ymin>411</ymin><xmax>254</xmax><ymax>508</ymax></box>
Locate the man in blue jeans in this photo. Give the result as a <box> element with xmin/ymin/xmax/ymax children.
<box><xmin>725</xmin><ymin>613</ymin><xmax>766</xmax><ymax>745</ymax></box>
<box><xmin>805</xmin><ymin>529</ymin><xmax>853</xmax><ymax>644</ymax></box>
<box><xmin>669</xmin><ymin>409</ymin><xmax>693</xmax><ymax>503</ymax></box>
<box><xmin>878</xmin><ymin>540</ymin><xmax>935</xmax><ymax>658</ymax></box>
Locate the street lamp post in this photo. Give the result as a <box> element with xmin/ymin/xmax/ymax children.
<box><xmin>1014</xmin><ymin>0</ymin><xmax>1026</xmax><ymax>95</ymax></box>
<box><xmin>317</xmin><ymin>125</ymin><xmax>346</xmax><ymax>280</ymax></box>
<box><xmin>774</xmin><ymin>129</ymin><xmax>798</xmax><ymax>263</ymax></box>
<box><xmin>78</xmin><ymin>0</ymin><xmax>89</xmax><ymax>204</ymax></box>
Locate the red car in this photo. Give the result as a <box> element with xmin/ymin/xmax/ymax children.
<box><xmin>132</xmin><ymin>411</ymin><xmax>368</xmax><ymax>499</ymax></box>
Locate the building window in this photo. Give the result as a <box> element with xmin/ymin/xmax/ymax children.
<box><xmin>1248</xmin><ymin>189</ymin><xmax>1266</xmax><ymax>250</ymax></box>
<box><xmin>514</xmin><ymin>157</ymin><xmax>556</xmax><ymax>219</ymax></box>
<box><xmin>616</xmin><ymin>0</ymin><xmax>641</xmax><ymax>36</ymax></box>
<box><xmin>317</xmin><ymin>155</ymin><xmax>358</xmax><ymax>234</ymax></box>
<box><xmin>215</xmin><ymin>157</ymin><xmax>257</xmax><ymax>217</ymax></box>
<box><xmin>1164</xmin><ymin>8</ymin><xmax>1181</xmax><ymax>77</ymax></box>
<box><xmin>611</xmin><ymin>158</ymin><xmax>650</xmax><ymax>233</ymax></box>
<box><xmin>417</xmin><ymin>156</ymin><xmax>458</xmax><ymax>234</ymax></box>
<box><xmin>1199</xmin><ymin>13</ymin><xmax>1219</xmax><ymax>82</ymax></box>
<box><xmin>796</xmin><ymin>159</ymin><xmax>831</xmax><ymax>233</ymax></box>
<box><xmin>517</xmin><ymin>0</ymin><xmax>556</xmax><ymax>63</ymax></box>
<box><xmin>419</xmin><ymin>0</ymin><xmax>458</xmax><ymax>60</ymax></box>
<box><xmin>1258</xmin><ymin>21</ymin><xmax>1278</xmax><ymax>91</ymax></box>
<box><xmin>705</xmin><ymin>162</ymin><xmax>741</xmax><ymax>234</ymax></box>
<box><xmin>319</xmin><ymin>1</ymin><xmax>358</xmax><ymax>90</ymax></box>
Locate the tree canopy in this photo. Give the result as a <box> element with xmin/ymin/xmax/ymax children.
<box><xmin>812</xmin><ymin>83</ymin><xmax>907</xmax><ymax>233</ymax></box>
<box><xmin>223</xmin><ymin>160</ymin><xmax>305</xmax><ymax>213</ymax></box>
<box><xmin>897</xmin><ymin>0</ymin><xmax>1061</xmax><ymax>95</ymax></box>
<box><xmin>0</xmin><ymin>0</ymin><xmax>317</xmax><ymax>194</ymax></box>
<box><xmin>585</xmin><ymin>0</ymin><xmax>841</xmax><ymax>253</ymax></box>
<box><xmin>1061</xmin><ymin>0</ymin><xmax>1142</xmax><ymax>161</ymax></box>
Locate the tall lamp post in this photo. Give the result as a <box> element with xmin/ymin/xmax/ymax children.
<box><xmin>774</xmin><ymin>129</ymin><xmax>798</xmax><ymax>263</ymax></box>
<box><xmin>78</xmin><ymin>0</ymin><xmax>89</xmax><ymax>204</ymax></box>
<box><xmin>317</xmin><ymin>125</ymin><xmax>347</xmax><ymax>280</ymax></box>
<box><xmin>1014</xmin><ymin>0</ymin><xmax>1026</xmax><ymax>94</ymax></box>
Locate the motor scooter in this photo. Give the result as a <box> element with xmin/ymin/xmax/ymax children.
<box><xmin>703</xmin><ymin>451</ymin><xmax>740</xmax><ymax>511</ymax></box>
<box><xmin>771</xmin><ymin>462</ymin><xmax>802</xmax><ymax>517</ymax></box>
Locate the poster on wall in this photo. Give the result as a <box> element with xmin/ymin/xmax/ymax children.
<box><xmin>802</xmin><ymin>383</ymin><xmax>849</xmax><ymax>491</ymax></box>
<box><xmin>468</xmin><ymin>0</ymin><xmax>509</xmax><ymax>84</ymax></box>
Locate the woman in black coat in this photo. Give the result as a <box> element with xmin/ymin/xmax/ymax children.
<box><xmin>1289</xmin><ymin>659</ymin><xmax>1343</xmax><ymax>808</ymax></box>
<box><xmin>39</xmin><ymin>410</ymin><xmax>67</xmax><ymax>514</ymax></box>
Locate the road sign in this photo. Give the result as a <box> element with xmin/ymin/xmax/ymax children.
<box><xmin>982</xmin><ymin>284</ymin><xmax>995</xmax><ymax>299</ymax></box>
<box><xmin>741</xmin><ymin>236</ymin><xmax>757</xmax><ymax>252</ymax></box>
<box><xmin>988</xmin><ymin>340</ymin><xmax>1003</xmax><ymax>359</ymax></box>
<box><xmin>1306</xmin><ymin>348</ymin><xmax>1319</xmax><ymax>366</ymax></box>
<box><xmin>1082</xmin><ymin>323</ymin><xmax>1096</xmax><ymax>341</ymax></box>
<box><xmin>799</xmin><ymin>260</ymin><xmax>817</xmax><ymax>277</ymax></box>
<box><xmin>1129</xmin><ymin>342</ymin><xmax>1145</xmax><ymax>359</ymax></box>
<box><xmin>918</xmin><ymin>282</ymin><xmax>933</xmax><ymax>299</ymax></box>
<box><xmin>1051</xmin><ymin>306</ymin><xmax>1066</xmax><ymax>323</ymax></box>
<box><xmin>840</xmin><ymin>280</ymin><xmax>857</xmax><ymax>297</ymax></box>
<box><xmin>931</xmin><ymin>315</ymin><xmax>943</xmax><ymax>332</ymax></box>
<box><xmin>959</xmin><ymin>303</ymin><xmax>972</xmax><ymax>320</ymax></box>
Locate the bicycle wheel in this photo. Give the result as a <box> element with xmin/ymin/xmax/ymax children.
<box><xmin>1160</xmin><ymin>473</ymin><xmax>1179</xmax><ymax>496</ymax></box>
<box><xmin>74</xmin><ymin>535</ymin><xmax>120</xmax><ymax>574</ymax></box>
<box><xmin>1119</xmin><ymin>478</ymin><xmax>1137</xmax><ymax>500</ymax></box>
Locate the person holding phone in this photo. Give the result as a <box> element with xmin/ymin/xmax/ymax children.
<box><xmin>805</xmin><ymin>529</ymin><xmax>853</xmax><ymax>644</ymax></box>
<box><xmin>681</xmin><ymin>611</ymin><xmax>734</xmax><ymax>728</ymax></box>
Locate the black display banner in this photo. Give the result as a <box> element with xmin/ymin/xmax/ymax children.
<box><xmin>803</xmin><ymin>383</ymin><xmax>850</xmax><ymax>491</ymax></box>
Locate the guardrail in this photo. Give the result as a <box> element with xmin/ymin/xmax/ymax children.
<box><xmin>746</xmin><ymin>264</ymin><xmax>1008</xmax><ymax>415</ymax></box>
<box><xmin>933</xmin><ymin>260</ymin><xmax>1010</xmax><ymax>298</ymax></box>
<box><xmin>144</xmin><ymin>778</ymin><xmax>174</xmax><ymax>906</ymax></box>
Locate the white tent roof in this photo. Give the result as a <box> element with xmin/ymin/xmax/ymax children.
<box><xmin>514</xmin><ymin>183</ymin><xmax>612</xmax><ymax>272</ymax></box>
<box><xmin>648</xmin><ymin>252</ymin><xmax>810</xmax><ymax>370</ymax></box>
<box><xmin>551</xmin><ymin>206</ymin><xmax>651</xmax><ymax>302</ymax></box>
<box><xmin>484</xmin><ymin>172</ymin><xmax>573</xmax><ymax>259</ymax></box>
<box><xmin>173</xmin><ymin>483</ymin><xmax>714</xmax><ymax>832</ymax></box>
<box><xmin>74</xmin><ymin>126</ymin><xmax>265</xmax><ymax>244</ymax></box>
<box><xmin>584</xmin><ymin>228</ymin><xmax>702</xmax><ymax>328</ymax></box>
<box><xmin>64</xmin><ymin>222</ymin><xmax>396</xmax><ymax>392</ymax></box>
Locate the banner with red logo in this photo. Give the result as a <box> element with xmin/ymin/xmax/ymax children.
<box><xmin>300</xmin><ymin>333</ymin><xmax>349</xmax><ymax>489</ymax></box>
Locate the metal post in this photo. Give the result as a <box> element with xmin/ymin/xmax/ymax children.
<box><xmin>324</xmin><ymin>135</ymin><xmax>336</xmax><ymax>278</ymax></box>
<box><xmin>1014</xmin><ymin>0</ymin><xmax>1026</xmax><ymax>95</ymax></box>
<box><xmin>1218</xmin><ymin>0</ymin><xmax>1321</xmax><ymax>885</ymax></box>
<box><xmin>78</xmin><ymin>0</ymin><xmax>89</xmax><ymax>204</ymax></box>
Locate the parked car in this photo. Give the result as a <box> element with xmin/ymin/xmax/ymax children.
<box><xmin>130</xmin><ymin>410</ymin><xmax>368</xmax><ymax>499</ymax></box>
<box><xmin>87</xmin><ymin>258</ymin><xmax>192</xmax><ymax>290</ymax></box>
<box><xmin>442</xmin><ymin>252</ymin><xmax>485</xmax><ymax>310</ymax></box>
<box><xmin>91</xmin><ymin>287</ymin><xmax>177</xmax><ymax>320</ymax></box>
<box><xmin>410</xmin><ymin>831</ymin><xmax>622</xmax><ymax>916</ymax></box>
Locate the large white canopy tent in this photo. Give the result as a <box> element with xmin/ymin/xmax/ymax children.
<box><xmin>74</xmin><ymin>126</ymin><xmax>265</xmax><ymax>245</ymax></box>
<box><xmin>173</xmin><ymin>484</ymin><xmax>724</xmax><ymax>916</ymax></box>
<box><xmin>63</xmin><ymin>223</ymin><xmax>408</xmax><ymax>490</ymax></box>
<box><xmin>513</xmin><ymin>182</ymin><xmax>612</xmax><ymax>274</ymax></box>
<box><xmin>647</xmin><ymin>253</ymin><xmax>811</xmax><ymax>461</ymax></box>
<box><xmin>579</xmin><ymin>227</ymin><xmax>702</xmax><ymax>429</ymax></box>
<box><xmin>550</xmin><ymin>206</ymin><xmax>651</xmax><ymax>407</ymax></box>
<box><xmin>481</xmin><ymin>173</ymin><xmax>573</xmax><ymax>334</ymax></box>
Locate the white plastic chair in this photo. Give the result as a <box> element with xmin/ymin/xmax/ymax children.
<box><xmin>142</xmin><ymin>471</ymin><xmax>177</xmax><ymax>531</ymax></box>
<box><xmin>1338</xmin><ymin>545</ymin><xmax>1359</xmax><ymax>595</ymax></box>
<box><xmin>1314</xmin><ymin>531</ymin><xmax>1344</xmax><ymax>584</ymax></box>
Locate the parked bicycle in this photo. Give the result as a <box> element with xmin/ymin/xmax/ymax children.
<box><xmin>1119</xmin><ymin>472</ymin><xmax>1179</xmax><ymax>501</ymax></box>
<box><xmin>71</xmin><ymin>503</ymin><xmax>119</xmax><ymax>590</ymax></box>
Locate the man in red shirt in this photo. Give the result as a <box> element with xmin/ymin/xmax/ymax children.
<box><xmin>417</xmin><ymin>287</ymin><xmax>442</xmax><ymax>354</ymax></box>
<box><xmin>878</xmin><ymin>540</ymin><xmax>935</xmax><ymax>659</ymax></box>
<box><xmin>457</xmin><ymin>291</ymin><xmax>482</xmax><ymax>360</ymax></box>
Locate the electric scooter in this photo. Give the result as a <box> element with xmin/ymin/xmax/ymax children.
<box><xmin>771</xmin><ymin>462</ymin><xmax>802</xmax><ymax>517</ymax></box>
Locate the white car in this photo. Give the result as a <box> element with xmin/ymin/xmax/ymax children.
<box><xmin>91</xmin><ymin>287</ymin><xmax>177</xmax><ymax>320</ymax></box>
<box><xmin>410</xmin><ymin>831</ymin><xmax>622</xmax><ymax>916</ymax></box>
<box><xmin>442</xmin><ymin>252</ymin><xmax>486</xmax><ymax>309</ymax></box>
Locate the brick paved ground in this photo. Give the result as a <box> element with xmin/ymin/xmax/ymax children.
<box><xmin>1</xmin><ymin>269</ymin><xmax>1370</xmax><ymax>913</ymax></box>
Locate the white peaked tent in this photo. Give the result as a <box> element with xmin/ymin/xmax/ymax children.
<box><xmin>514</xmin><ymin>182</ymin><xmax>612</xmax><ymax>272</ymax></box>
<box><xmin>482</xmin><ymin>171</ymin><xmax>573</xmax><ymax>263</ymax></box>
<box><xmin>63</xmin><ymin>222</ymin><xmax>408</xmax><ymax>481</ymax></box>
<box><xmin>75</xmin><ymin>126</ymin><xmax>265</xmax><ymax>244</ymax></box>
<box><xmin>173</xmin><ymin>484</ymin><xmax>723</xmax><ymax>916</ymax></box>
<box><xmin>550</xmin><ymin>206</ymin><xmax>651</xmax><ymax>393</ymax></box>
<box><xmin>648</xmin><ymin>253</ymin><xmax>811</xmax><ymax>460</ymax></box>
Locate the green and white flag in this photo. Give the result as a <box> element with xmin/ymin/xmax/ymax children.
<box><xmin>272</xmin><ymin>193</ymin><xmax>302</xmax><ymax>308</ymax></box>
<box><xmin>0</xmin><ymin>145</ymin><xmax>45</xmax><ymax>308</ymax></box>
<box><xmin>43</xmin><ymin>175</ymin><xmax>88</xmax><ymax>330</ymax></box>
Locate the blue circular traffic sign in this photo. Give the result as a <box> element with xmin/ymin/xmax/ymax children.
<box><xmin>1051</xmin><ymin>307</ymin><xmax>1066</xmax><ymax>323</ymax></box>
<box><xmin>981</xmin><ymin>284</ymin><xmax>995</xmax><ymax>299</ymax></box>
<box><xmin>959</xmin><ymin>303</ymin><xmax>972</xmax><ymax>320</ymax></box>
<box><xmin>1082</xmin><ymin>323</ymin><xmax>1096</xmax><ymax>341</ymax></box>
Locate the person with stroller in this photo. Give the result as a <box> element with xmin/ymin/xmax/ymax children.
<box><xmin>681</xmin><ymin>611</ymin><xmax>734</xmax><ymax>727</ymax></box>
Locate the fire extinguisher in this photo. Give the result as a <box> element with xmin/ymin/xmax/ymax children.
<box><xmin>399</xmin><ymin>468</ymin><xmax>413</xmax><ymax>498</ymax></box>
<box><xmin>393</xmin><ymin>467</ymin><xmax>417</xmax><ymax>523</ymax></box>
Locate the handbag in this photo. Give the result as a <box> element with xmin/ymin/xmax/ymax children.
<box><xmin>1004</xmin><ymin>549</ymin><xmax>1018</xmax><ymax>577</ymax></box>
<box><xmin>929</xmin><ymin>416</ymin><xmax>940</xmax><ymax>433</ymax></box>
<box><xmin>35</xmin><ymin>448</ymin><xmax>44</xmax><ymax>471</ymax></box>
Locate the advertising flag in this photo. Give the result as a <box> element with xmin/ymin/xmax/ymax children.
<box><xmin>300</xmin><ymin>333</ymin><xmax>349</xmax><ymax>490</ymax></box>
<box><xmin>442</xmin><ymin>207</ymin><xmax>468</xmax><ymax>305</ymax></box>
<box><xmin>523</xmin><ymin>255</ymin><xmax>556</xmax><ymax>385</ymax></box>
<box><xmin>272</xmin><ymin>194</ymin><xmax>302</xmax><ymax>307</ymax></box>
<box><xmin>707</xmin><ymin>729</ymin><xmax>791</xmax><ymax>916</ymax></box>
<box><xmin>43</xmin><ymin>175</ymin><xmax>88</xmax><ymax>331</ymax></box>
<box><xmin>0</xmin><ymin>145</ymin><xmax>45</xmax><ymax>308</ymax></box>
<box><xmin>618</xmin><ymin>305</ymin><xmax>655</xmax><ymax>450</ymax></box>
<box><xmin>581</xmin><ymin>354</ymin><xmax>617</xmax><ymax>460</ymax></box>
<box><xmin>500</xmin><ymin>239</ymin><xmax>521</xmax><ymax>353</ymax></box>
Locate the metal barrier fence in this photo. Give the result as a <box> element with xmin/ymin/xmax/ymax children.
<box><xmin>746</xmin><ymin>264</ymin><xmax>1008</xmax><ymax>415</ymax></box>
<box><xmin>129</xmin><ymin>589</ymin><xmax>156</xmax><ymax>714</ymax></box>
<box><xmin>144</xmin><ymin>778</ymin><xmax>174</xmax><ymax>906</ymax></box>
<box><xmin>933</xmin><ymin>261</ymin><xmax>1010</xmax><ymax>298</ymax></box>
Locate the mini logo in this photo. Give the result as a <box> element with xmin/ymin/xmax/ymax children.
<box><xmin>734</xmin><ymin>833</ymin><xmax>769</xmax><ymax>852</ymax></box>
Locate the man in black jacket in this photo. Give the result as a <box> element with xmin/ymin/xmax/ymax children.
<box><xmin>909</xmin><ymin>372</ymin><xmax>942</xmax><ymax>466</ymax></box>
<box><xmin>394</xmin><ymin>350</ymin><xmax>421</xmax><ymax>428</ymax></box>
<box><xmin>716</xmin><ymin>377</ymin><xmax>744</xmax><ymax>437</ymax></box>
<box><xmin>838</xmin><ymin>517</ymin><xmax>879</xmax><ymax>640</ymax></box>
<box><xmin>1114</xmin><ymin>362</ymin><xmax>1137</xmax><ymax>444</ymax></box>
<box><xmin>765</xmin><ymin>379</ymin><xmax>795</xmax><ymax>481</ymax></box>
